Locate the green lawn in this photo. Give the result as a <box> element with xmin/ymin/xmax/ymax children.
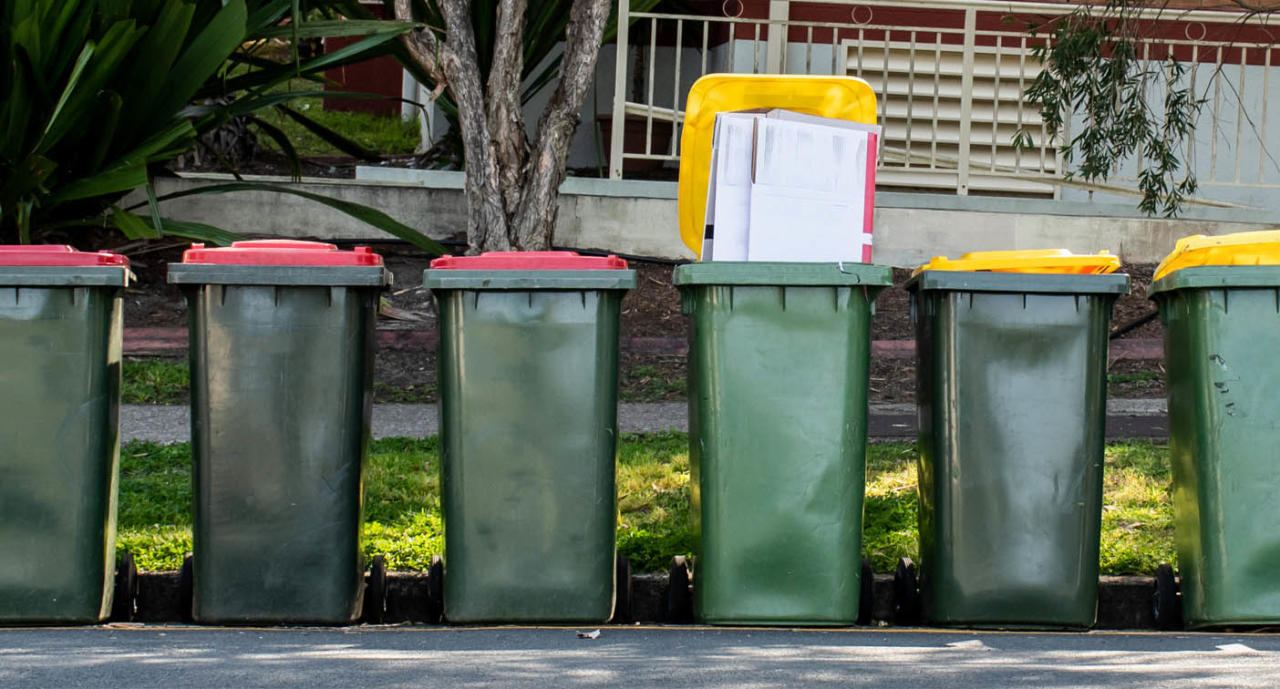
<box><xmin>620</xmin><ymin>364</ymin><xmax>686</xmax><ymax>402</ymax></box>
<box><xmin>117</xmin><ymin>435</ymin><xmax>1176</xmax><ymax>575</ymax></box>
<box><xmin>214</xmin><ymin>60</ymin><xmax>422</xmax><ymax>159</ymax></box>
<box><xmin>122</xmin><ymin>359</ymin><xmax>189</xmax><ymax>405</ymax></box>
<box><xmin>256</xmin><ymin>98</ymin><xmax>421</xmax><ymax>158</ymax></box>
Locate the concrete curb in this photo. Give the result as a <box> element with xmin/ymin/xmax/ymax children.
<box><xmin>126</xmin><ymin>571</ymin><xmax>1162</xmax><ymax>630</ymax></box>
<box><xmin>121</xmin><ymin>401</ymin><xmax>1169</xmax><ymax>443</ymax></box>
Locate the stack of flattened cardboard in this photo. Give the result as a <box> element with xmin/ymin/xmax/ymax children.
<box><xmin>701</xmin><ymin>109</ymin><xmax>879</xmax><ymax>262</ymax></box>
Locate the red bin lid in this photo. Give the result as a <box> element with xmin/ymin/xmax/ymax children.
<box><xmin>429</xmin><ymin>251</ymin><xmax>628</xmax><ymax>270</ymax></box>
<box><xmin>0</xmin><ymin>245</ymin><xmax>129</xmax><ymax>267</ymax></box>
<box><xmin>182</xmin><ymin>240</ymin><xmax>383</xmax><ymax>266</ymax></box>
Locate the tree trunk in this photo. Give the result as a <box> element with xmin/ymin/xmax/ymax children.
<box><xmin>397</xmin><ymin>0</ymin><xmax>613</xmax><ymax>253</ymax></box>
<box><xmin>513</xmin><ymin>0</ymin><xmax>611</xmax><ymax>250</ymax></box>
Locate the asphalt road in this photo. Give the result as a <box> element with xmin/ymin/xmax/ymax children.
<box><xmin>1</xmin><ymin>626</ymin><xmax>1277</xmax><ymax>688</ymax></box>
<box><xmin>121</xmin><ymin>399</ymin><xmax>1168</xmax><ymax>444</ymax></box>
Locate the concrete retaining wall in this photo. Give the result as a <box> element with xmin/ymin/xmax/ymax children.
<box><xmin>150</xmin><ymin>172</ymin><xmax>1277</xmax><ymax>266</ymax></box>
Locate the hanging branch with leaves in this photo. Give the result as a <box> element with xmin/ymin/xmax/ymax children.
<box><xmin>1014</xmin><ymin>0</ymin><xmax>1206</xmax><ymax>216</ymax></box>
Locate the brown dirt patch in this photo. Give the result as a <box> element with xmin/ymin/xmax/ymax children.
<box><xmin>621</xmin><ymin>262</ymin><xmax>686</xmax><ymax>340</ymax></box>
<box><xmin>1107</xmin><ymin>359</ymin><xmax>1166</xmax><ymax>399</ymax></box>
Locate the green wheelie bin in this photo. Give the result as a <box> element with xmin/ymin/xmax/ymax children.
<box><xmin>908</xmin><ymin>250</ymin><xmax>1128</xmax><ymax>628</ymax></box>
<box><xmin>425</xmin><ymin>251</ymin><xmax>635</xmax><ymax>623</ymax></box>
<box><xmin>1148</xmin><ymin>231</ymin><xmax>1280</xmax><ymax>628</ymax></box>
<box><xmin>169</xmin><ymin>240</ymin><xmax>389</xmax><ymax>625</ymax></box>
<box><xmin>674</xmin><ymin>261</ymin><xmax>892</xmax><ymax>626</ymax></box>
<box><xmin>0</xmin><ymin>246</ymin><xmax>131</xmax><ymax>624</ymax></box>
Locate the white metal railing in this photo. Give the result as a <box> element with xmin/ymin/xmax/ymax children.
<box><xmin>608</xmin><ymin>0</ymin><xmax>1280</xmax><ymax>208</ymax></box>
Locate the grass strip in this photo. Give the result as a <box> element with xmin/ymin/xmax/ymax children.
<box><xmin>122</xmin><ymin>359</ymin><xmax>190</xmax><ymax>405</ymax></box>
<box><xmin>117</xmin><ymin>435</ymin><xmax>1175</xmax><ymax>574</ymax></box>
<box><xmin>255</xmin><ymin>98</ymin><xmax>420</xmax><ymax>158</ymax></box>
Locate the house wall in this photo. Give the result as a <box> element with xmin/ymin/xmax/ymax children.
<box><xmin>356</xmin><ymin>4</ymin><xmax>1280</xmax><ymax>219</ymax></box>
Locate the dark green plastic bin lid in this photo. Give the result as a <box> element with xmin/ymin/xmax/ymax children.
<box><xmin>673</xmin><ymin>261</ymin><xmax>892</xmax><ymax>287</ymax></box>
<box><xmin>906</xmin><ymin>270</ymin><xmax>1130</xmax><ymax>295</ymax></box>
<box><xmin>1148</xmin><ymin>266</ymin><xmax>1280</xmax><ymax>299</ymax></box>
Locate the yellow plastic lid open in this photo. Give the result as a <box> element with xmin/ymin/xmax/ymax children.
<box><xmin>677</xmin><ymin>74</ymin><xmax>878</xmax><ymax>256</ymax></box>
<box><xmin>913</xmin><ymin>249</ymin><xmax>1122</xmax><ymax>276</ymax></box>
<box><xmin>1153</xmin><ymin>230</ymin><xmax>1280</xmax><ymax>281</ymax></box>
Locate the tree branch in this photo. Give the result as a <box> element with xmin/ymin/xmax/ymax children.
<box><xmin>513</xmin><ymin>0</ymin><xmax>610</xmax><ymax>249</ymax></box>
<box><xmin>437</xmin><ymin>0</ymin><xmax>509</xmax><ymax>252</ymax></box>
<box><xmin>1224</xmin><ymin>0</ymin><xmax>1280</xmax><ymax>13</ymax></box>
<box><xmin>393</xmin><ymin>0</ymin><xmax>446</xmax><ymax>87</ymax></box>
<box><xmin>487</xmin><ymin>0</ymin><xmax>528</xmax><ymax>223</ymax></box>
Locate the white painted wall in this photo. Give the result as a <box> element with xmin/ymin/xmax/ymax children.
<box><xmin>1059</xmin><ymin>61</ymin><xmax>1280</xmax><ymax>212</ymax></box>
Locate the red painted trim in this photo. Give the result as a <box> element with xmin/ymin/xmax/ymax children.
<box><xmin>863</xmin><ymin>132</ymin><xmax>877</xmax><ymax>263</ymax></box>
<box><xmin>670</xmin><ymin>2</ymin><xmax>1280</xmax><ymax>65</ymax></box>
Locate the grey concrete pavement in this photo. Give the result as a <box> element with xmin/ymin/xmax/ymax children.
<box><xmin>121</xmin><ymin>399</ymin><xmax>1169</xmax><ymax>444</ymax></box>
<box><xmin>2</xmin><ymin>627</ymin><xmax>1278</xmax><ymax>688</ymax></box>
<box><xmin>120</xmin><ymin>402</ymin><xmax>691</xmax><ymax>444</ymax></box>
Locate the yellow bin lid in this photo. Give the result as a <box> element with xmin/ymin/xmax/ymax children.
<box><xmin>677</xmin><ymin>74</ymin><xmax>878</xmax><ymax>256</ymax></box>
<box><xmin>913</xmin><ymin>249</ymin><xmax>1122</xmax><ymax>276</ymax></box>
<box><xmin>1153</xmin><ymin>230</ymin><xmax>1280</xmax><ymax>281</ymax></box>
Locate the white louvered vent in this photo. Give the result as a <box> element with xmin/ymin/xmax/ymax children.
<box><xmin>844</xmin><ymin>38</ymin><xmax>1059</xmax><ymax>196</ymax></box>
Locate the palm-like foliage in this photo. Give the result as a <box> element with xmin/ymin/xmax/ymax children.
<box><xmin>1</xmin><ymin>0</ymin><xmax>245</xmax><ymax>243</ymax></box>
<box><xmin>0</xmin><ymin>0</ymin><xmax>445</xmax><ymax>251</ymax></box>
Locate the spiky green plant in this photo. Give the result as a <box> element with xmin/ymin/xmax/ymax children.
<box><xmin>0</xmin><ymin>0</ymin><xmax>446</xmax><ymax>251</ymax></box>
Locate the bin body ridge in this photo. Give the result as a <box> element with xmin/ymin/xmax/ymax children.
<box><xmin>912</xmin><ymin>273</ymin><xmax>1123</xmax><ymax>627</ymax></box>
<box><xmin>1155</xmin><ymin>270</ymin><xmax>1280</xmax><ymax>627</ymax></box>
<box><xmin>429</xmin><ymin>262</ymin><xmax>634</xmax><ymax>624</ymax></box>
<box><xmin>185</xmin><ymin>283</ymin><xmax>376</xmax><ymax>624</ymax></box>
<box><xmin>677</xmin><ymin>262</ymin><xmax>891</xmax><ymax>625</ymax></box>
<box><xmin>185</xmin><ymin>283</ymin><xmax>373</xmax><ymax>622</ymax></box>
<box><xmin>173</xmin><ymin>243</ymin><xmax>388</xmax><ymax>626</ymax></box>
<box><xmin>0</xmin><ymin>285</ymin><xmax>123</xmax><ymax>623</ymax></box>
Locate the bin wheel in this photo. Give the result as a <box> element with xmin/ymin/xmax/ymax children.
<box><xmin>1153</xmin><ymin>563</ymin><xmax>1183</xmax><ymax>630</ymax></box>
<box><xmin>363</xmin><ymin>555</ymin><xmax>388</xmax><ymax>625</ymax></box>
<box><xmin>111</xmin><ymin>552</ymin><xmax>139</xmax><ymax>622</ymax></box>
<box><xmin>856</xmin><ymin>557</ymin><xmax>875</xmax><ymax>625</ymax></box>
<box><xmin>893</xmin><ymin>557</ymin><xmax>920</xmax><ymax>625</ymax></box>
<box><xmin>613</xmin><ymin>554</ymin><xmax>633</xmax><ymax>624</ymax></box>
<box><xmin>426</xmin><ymin>555</ymin><xmax>444</xmax><ymax>625</ymax></box>
<box><xmin>666</xmin><ymin>555</ymin><xmax>693</xmax><ymax>624</ymax></box>
<box><xmin>178</xmin><ymin>553</ymin><xmax>194</xmax><ymax>622</ymax></box>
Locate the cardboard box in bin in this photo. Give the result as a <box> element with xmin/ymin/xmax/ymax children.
<box><xmin>702</xmin><ymin>109</ymin><xmax>879</xmax><ymax>262</ymax></box>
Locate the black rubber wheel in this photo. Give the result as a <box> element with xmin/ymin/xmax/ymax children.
<box><xmin>363</xmin><ymin>555</ymin><xmax>388</xmax><ymax>625</ymax></box>
<box><xmin>893</xmin><ymin>557</ymin><xmax>920</xmax><ymax>625</ymax></box>
<box><xmin>666</xmin><ymin>555</ymin><xmax>693</xmax><ymax>624</ymax></box>
<box><xmin>613</xmin><ymin>554</ymin><xmax>633</xmax><ymax>624</ymax></box>
<box><xmin>1153</xmin><ymin>563</ymin><xmax>1182</xmax><ymax>630</ymax></box>
<box><xmin>857</xmin><ymin>557</ymin><xmax>875</xmax><ymax>625</ymax></box>
<box><xmin>111</xmin><ymin>552</ymin><xmax>138</xmax><ymax>622</ymax></box>
<box><xmin>178</xmin><ymin>553</ymin><xmax>194</xmax><ymax>622</ymax></box>
<box><xmin>426</xmin><ymin>555</ymin><xmax>444</xmax><ymax>625</ymax></box>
